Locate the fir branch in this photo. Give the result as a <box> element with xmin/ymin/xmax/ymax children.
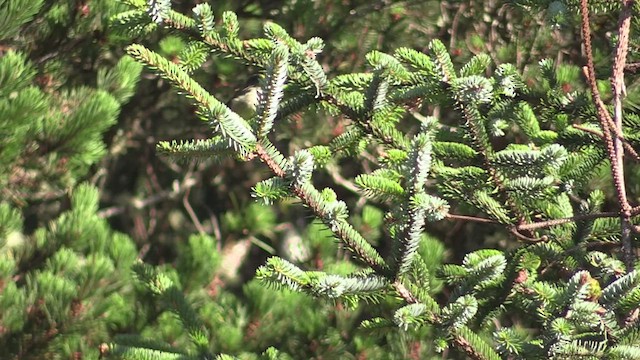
<box><xmin>391</xmin><ymin>132</ymin><xmax>447</xmax><ymax>277</ymax></box>
<box><xmin>363</xmin><ymin>72</ymin><xmax>390</xmax><ymax>113</ymax></box>
<box><xmin>320</xmin><ymin>93</ymin><xmax>407</xmax><ymax>149</ymax></box>
<box><xmin>155</xmin><ymin>138</ymin><xmax>237</xmax><ymax>162</ymax></box>
<box><xmin>256</xmin><ymin>43</ymin><xmax>289</xmax><ymax>138</ymax></box>
<box><xmin>253</xmin><ymin>141</ymin><xmax>387</xmax><ymax>272</ymax></box>
<box><xmin>429</xmin><ymin>39</ymin><xmax>456</xmax><ymax>83</ymax></box>
<box><xmin>255</xmin><ymin>257</ymin><xmax>310</xmax><ymax>291</ymax></box>
<box><xmin>453</xmin><ymin>325</ymin><xmax>501</xmax><ymax>360</ymax></box>
<box><xmin>103</xmin><ymin>344</ymin><xmax>196</xmax><ymax>360</ymax></box>
<box><xmin>275</xmin><ymin>89</ymin><xmax>317</xmax><ymax>120</ymax></box>
<box><xmin>453</xmin><ymin>95</ymin><xmax>530</xmax><ymax>233</ymax></box>
<box><xmin>111</xmin><ymin>2</ymin><xmax>640</xmax><ymax>358</ymax></box>
<box><xmin>393</xmin><ymin>280</ymin><xmax>419</xmax><ymax>305</ymax></box>
<box><xmin>131</xmin><ymin>263</ymin><xmax>211</xmax><ymax>356</ymax></box>
<box><xmin>163</xmin><ymin>9</ymin><xmax>197</xmax><ymax>30</ymax></box>
<box><xmin>252</xmin><ymin>177</ymin><xmax>290</xmax><ymax>205</ymax></box>
<box><xmin>126</xmin><ymin>44</ymin><xmax>257</xmax><ymax>155</ymax></box>
<box><xmin>311</xmin><ymin>273</ymin><xmax>389</xmax><ymax>300</ymax></box>
<box><xmin>355</xmin><ymin>173</ymin><xmax>405</xmax><ymax>201</ymax></box>
<box><xmin>147</xmin><ymin>0</ymin><xmax>171</xmax><ymax>24</ymax></box>
<box><xmin>393</xmin><ymin>303</ymin><xmax>428</xmax><ymax>330</ymax></box>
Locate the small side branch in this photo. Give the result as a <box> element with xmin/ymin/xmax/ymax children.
<box><xmin>447</xmin><ymin>210</ymin><xmax>639</xmax><ymax>234</ymax></box>
<box><xmin>573</xmin><ymin>124</ymin><xmax>640</xmax><ymax>161</ymax></box>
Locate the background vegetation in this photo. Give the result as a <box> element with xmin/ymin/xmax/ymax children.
<box><xmin>2</xmin><ymin>0</ymin><xmax>640</xmax><ymax>359</ymax></box>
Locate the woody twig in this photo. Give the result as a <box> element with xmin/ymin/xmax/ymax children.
<box><xmin>579</xmin><ymin>0</ymin><xmax>636</xmax><ymax>269</ymax></box>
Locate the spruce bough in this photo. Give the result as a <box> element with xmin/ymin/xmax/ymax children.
<box><xmin>106</xmin><ymin>1</ymin><xmax>640</xmax><ymax>359</ymax></box>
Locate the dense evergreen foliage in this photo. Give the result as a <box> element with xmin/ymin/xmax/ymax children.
<box><xmin>2</xmin><ymin>0</ymin><xmax>640</xmax><ymax>359</ymax></box>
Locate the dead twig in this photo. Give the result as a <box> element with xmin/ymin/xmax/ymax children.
<box><xmin>610</xmin><ymin>0</ymin><xmax>635</xmax><ymax>269</ymax></box>
<box><xmin>579</xmin><ymin>0</ymin><xmax>636</xmax><ymax>269</ymax></box>
<box><xmin>573</xmin><ymin>124</ymin><xmax>640</xmax><ymax>161</ymax></box>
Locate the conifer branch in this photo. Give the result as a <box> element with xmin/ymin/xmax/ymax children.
<box><xmin>320</xmin><ymin>93</ymin><xmax>406</xmax><ymax>149</ymax></box>
<box><xmin>453</xmin><ymin>326</ymin><xmax>501</xmax><ymax>360</ymax></box>
<box><xmin>126</xmin><ymin>44</ymin><xmax>257</xmax><ymax>155</ymax></box>
<box><xmin>393</xmin><ymin>281</ymin><xmax>419</xmax><ymax>304</ymax></box>
<box><xmin>256</xmin><ymin>43</ymin><xmax>289</xmax><ymax>138</ymax></box>
<box><xmin>392</xmin><ymin>282</ymin><xmax>492</xmax><ymax>360</ymax></box>
<box><xmin>452</xmin><ymin>84</ymin><xmax>531</xmax><ymax>238</ymax></box>
<box><xmin>105</xmin><ymin>2</ymin><xmax>640</xmax><ymax>357</ymax></box>
<box><xmin>254</xmin><ymin>142</ymin><xmax>388</xmax><ymax>272</ymax></box>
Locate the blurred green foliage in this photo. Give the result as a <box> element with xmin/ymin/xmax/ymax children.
<box><xmin>2</xmin><ymin>0</ymin><xmax>640</xmax><ymax>359</ymax></box>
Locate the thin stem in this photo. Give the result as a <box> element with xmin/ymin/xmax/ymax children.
<box><xmin>516</xmin><ymin>212</ymin><xmax>620</xmax><ymax>231</ymax></box>
<box><xmin>446</xmin><ymin>213</ymin><xmax>498</xmax><ymax>224</ymax></box>
<box><xmin>446</xmin><ymin>210</ymin><xmax>638</xmax><ymax>232</ymax></box>
<box><xmin>573</xmin><ymin>124</ymin><xmax>640</xmax><ymax>161</ymax></box>
<box><xmin>183</xmin><ymin>186</ymin><xmax>206</xmax><ymax>235</ymax></box>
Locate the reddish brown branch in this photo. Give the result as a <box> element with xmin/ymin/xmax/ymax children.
<box><xmin>573</xmin><ymin>124</ymin><xmax>640</xmax><ymax>162</ymax></box>
<box><xmin>612</xmin><ymin>0</ymin><xmax>636</xmax><ymax>269</ymax></box>
<box><xmin>255</xmin><ymin>142</ymin><xmax>285</xmax><ymax>177</ymax></box>
<box><xmin>579</xmin><ymin>0</ymin><xmax>619</xmax><ymax>187</ymax></box>
<box><xmin>580</xmin><ymin>0</ymin><xmax>636</xmax><ymax>268</ymax></box>
<box><xmin>516</xmin><ymin>211</ymin><xmax>620</xmax><ymax>231</ymax></box>
<box><xmin>393</xmin><ymin>281</ymin><xmax>418</xmax><ymax>304</ymax></box>
<box><xmin>446</xmin><ymin>210</ymin><xmax>638</xmax><ymax>233</ymax></box>
<box><xmin>611</xmin><ymin>0</ymin><xmax>634</xmax><ymax>215</ymax></box>
<box><xmin>445</xmin><ymin>213</ymin><xmax>499</xmax><ymax>224</ymax></box>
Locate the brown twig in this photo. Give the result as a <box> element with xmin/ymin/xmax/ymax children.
<box><xmin>579</xmin><ymin>1</ymin><xmax>618</xmax><ymax>181</ymax></box>
<box><xmin>393</xmin><ymin>281</ymin><xmax>418</xmax><ymax>304</ymax></box>
<box><xmin>516</xmin><ymin>211</ymin><xmax>620</xmax><ymax>231</ymax></box>
<box><xmin>183</xmin><ymin>185</ymin><xmax>206</xmax><ymax>235</ymax></box>
<box><xmin>509</xmin><ymin>228</ymin><xmax>548</xmax><ymax>243</ymax></box>
<box><xmin>575</xmin><ymin>76</ymin><xmax>640</xmax><ymax>163</ymax></box>
<box><xmin>580</xmin><ymin>0</ymin><xmax>636</xmax><ymax>269</ymax></box>
<box><xmin>573</xmin><ymin>124</ymin><xmax>640</xmax><ymax>161</ymax></box>
<box><xmin>97</xmin><ymin>177</ymin><xmax>198</xmax><ymax>218</ymax></box>
<box><xmin>611</xmin><ymin>0</ymin><xmax>636</xmax><ymax>268</ymax></box>
<box><xmin>625</xmin><ymin>62</ymin><xmax>640</xmax><ymax>73</ymax></box>
<box><xmin>449</xmin><ymin>3</ymin><xmax>467</xmax><ymax>51</ymax></box>
<box><xmin>446</xmin><ymin>210</ymin><xmax>638</xmax><ymax>233</ymax></box>
<box><xmin>325</xmin><ymin>164</ymin><xmax>362</xmax><ymax>194</ymax></box>
<box><xmin>446</xmin><ymin>213</ymin><xmax>498</xmax><ymax>224</ymax></box>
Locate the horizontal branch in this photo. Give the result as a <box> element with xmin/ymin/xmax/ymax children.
<box><xmin>446</xmin><ymin>210</ymin><xmax>636</xmax><ymax>232</ymax></box>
